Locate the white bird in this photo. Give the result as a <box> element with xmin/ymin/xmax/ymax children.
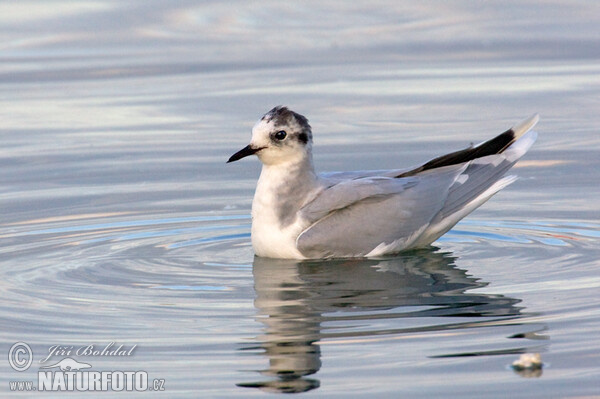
<box><xmin>228</xmin><ymin>106</ymin><xmax>538</xmax><ymax>259</ymax></box>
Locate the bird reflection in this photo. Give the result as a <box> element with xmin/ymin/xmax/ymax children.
<box><xmin>237</xmin><ymin>249</ymin><xmax>527</xmax><ymax>393</ymax></box>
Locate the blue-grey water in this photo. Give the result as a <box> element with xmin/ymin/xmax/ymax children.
<box><xmin>1</xmin><ymin>1</ymin><xmax>600</xmax><ymax>397</ymax></box>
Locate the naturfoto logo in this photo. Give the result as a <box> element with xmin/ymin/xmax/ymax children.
<box><xmin>8</xmin><ymin>342</ymin><xmax>165</xmax><ymax>392</ymax></box>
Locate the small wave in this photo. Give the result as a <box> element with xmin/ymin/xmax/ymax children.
<box><xmin>440</xmin><ymin>219</ymin><xmax>599</xmax><ymax>248</ymax></box>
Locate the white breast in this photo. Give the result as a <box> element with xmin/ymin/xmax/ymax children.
<box><xmin>250</xmin><ymin>167</ymin><xmax>309</xmax><ymax>259</ymax></box>
<box><xmin>251</xmin><ymin>194</ymin><xmax>306</xmax><ymax>259</ymax></box>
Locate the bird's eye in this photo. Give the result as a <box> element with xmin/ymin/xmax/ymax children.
<box><xmin>274</xmin><ymin>130</ymin><xmax>287</xmax><ymax>140</ymax></box>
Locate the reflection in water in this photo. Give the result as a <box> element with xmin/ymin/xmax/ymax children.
<box><xmin>512</xmin><ymin>353</ymin><xmax>544</xmax><ymax>378</ymax></box>
<box><xmin>238</xmin><ymin>249</ymin><xmax>538</xmax><ymax>393</ymax></box>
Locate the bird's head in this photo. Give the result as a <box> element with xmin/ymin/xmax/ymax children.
<box><xmin>228</xmin><ymin>106</ymin><xmax>313</xmax><ymax>166</ymax></box>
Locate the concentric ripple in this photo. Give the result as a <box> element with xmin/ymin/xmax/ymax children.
<box><xmin>442</xmin><ymin>219</ymin><xmax>600</xmax><ymax>247</ymax></box>
<box><xmin>0</xmin><ymin>212</ymin><xmax>254</xmax><ymax>347</ymax></box>
<box><xmin>2</xmin><ymin>214</ymin><xmax>596</xmax><ymax>299</ymax></box>
<box><xmin>1</xmin><ymin>213</ymin><xmax>599</xmax><ymax>394</ymax></box>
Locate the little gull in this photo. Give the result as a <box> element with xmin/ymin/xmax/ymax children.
<box><xmin>228</xmin><ymin>106</ymin><xmax>538</xmax><ymax>259</ymax></box>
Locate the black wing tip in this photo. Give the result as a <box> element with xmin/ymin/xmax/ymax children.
<box><xmin>396</xmin><ymin>128</ymin><xmax>516</xmax><ymax>178</ymax></box>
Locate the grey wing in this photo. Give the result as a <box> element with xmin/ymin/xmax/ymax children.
<box><xmin>300</xmin><ymin>116</ymin><xmax>538</xmax><ymax>258</ymax></box>
<box><xmin>297</xmin><ymin>164</ymin><xmax>466</xmax><ymax>258</ymax></box>
<box><xmin>300</xmin><ymin>175</ymin><xmax>419</xmax><ymax>223</ymax></box>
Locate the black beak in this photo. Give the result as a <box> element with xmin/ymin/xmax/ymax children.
<box><xmin>227</xmin><ymin>144</ymin><xmax>263</xmax><ymax>163</ymax></box>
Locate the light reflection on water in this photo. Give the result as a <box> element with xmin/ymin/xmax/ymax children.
<box><xmin>2</xmin><ymin>1</ymin><xmax>600</xmax><ymax>397</ymax></box>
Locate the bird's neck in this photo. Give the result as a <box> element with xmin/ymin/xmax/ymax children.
<box><xmin>257</xmin><ymin>156</ymin><xmax>318</xmax><ymax>194</ymax></box>
<box><xmin>253</xmin><ymin>156</ymin><xmax>320</xmax><ymax>227</ymax></box>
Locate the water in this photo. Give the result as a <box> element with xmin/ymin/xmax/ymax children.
<box><xmin>1</xmin><ymin>1</ymin><xmax>600</xmax><ymax>397</ymax></box>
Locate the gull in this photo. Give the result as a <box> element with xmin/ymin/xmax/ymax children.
<box><xmin>228</xmin><ymin>106</ymin><xmax>538</xmax><ymax>259</ymax></box>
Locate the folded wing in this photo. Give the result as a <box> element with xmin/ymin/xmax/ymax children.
<box><xmin>297</xmin><ymin>164</ymin><xmax>466</xmax><ymax>258</ymax></box>
<box><xmin>297</xmin><ymin>115</ymin><xmax>539</xmax><ymax>258</ymax></box>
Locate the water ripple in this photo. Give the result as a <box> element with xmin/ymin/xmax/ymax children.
<box><xmin>1</xmin><ymin>213</ymin><xmax>598</xmax><ymax>394</ymax></box>
<box><xmin>440</xmin><ymin>219</ymin><xmax>599</xmax><ymax>248</ymax></box>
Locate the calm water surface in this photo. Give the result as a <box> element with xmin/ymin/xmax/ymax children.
<box><xmin>1</xmin><ymin>2</ymin><xmax>600</xmax><ymax>397</ymax></box>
